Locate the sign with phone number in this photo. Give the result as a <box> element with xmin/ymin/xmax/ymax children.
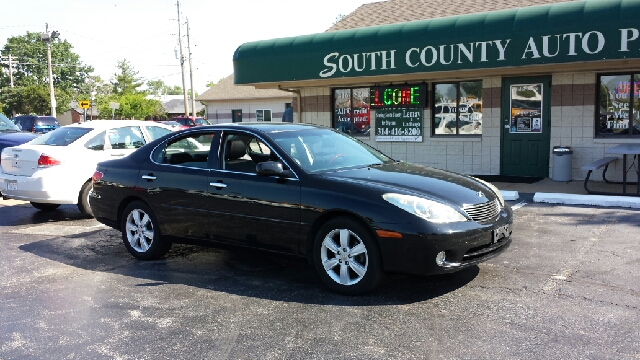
<box><xmin>374</xmin><ymin>108</ymin><xmax>423</xmax><ymax>142</ymax></box>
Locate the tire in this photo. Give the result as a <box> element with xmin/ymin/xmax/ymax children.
<box><xmin>77</xmin><ymin>181</ymin><xmax>93</xmax><ymax>217</ymax></box>
<box><xmin>120</xmin><ymin>201</ymin><xmax>171</xmax><ymax>260</ymax></box>
<box><xmin>30</xmin><ymin>202</ymin><xmax>60</xmax><ymax>211</ymax></box>
<box><xmin>313</xmin><ymin>217</ymin><xmax>383</xmax><ymax>295</ymax></box>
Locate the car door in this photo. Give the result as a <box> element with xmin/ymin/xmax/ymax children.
<box><xmin>207</xmin><ymin>131</ymin><xmax>301</xmax><ymax>254</ymax></box>
<box><xmin>136</xmin><ymin>130</ymin><xmax>219</xmax><ymax>239</ymax></box>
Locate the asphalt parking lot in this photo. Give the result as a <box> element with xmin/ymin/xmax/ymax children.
<box><xmin>0</xmin><ymin>199</ymin><xmax>638</xmax><ymax>359</ymax></box>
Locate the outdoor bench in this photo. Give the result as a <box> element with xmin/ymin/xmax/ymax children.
<box><xmin>581</xmin><ymin>157</ymin><xmax>618</xmax><ymax>194</ymax></box>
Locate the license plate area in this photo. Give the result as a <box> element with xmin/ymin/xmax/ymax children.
<box><xmin>6</xmin><ymin>180</ymin><xmax>17</xmax><ymax>191</ymax></box>
<box><xmin>492</xmin><ymin>224</ymin><xmax>511</xmax><ymax>243</ymax></box>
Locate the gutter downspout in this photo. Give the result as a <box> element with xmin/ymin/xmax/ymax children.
<box><xmin>278</xmin><ymin>86</ymin><xmax>301</xmax><ymax>123</ymax></box>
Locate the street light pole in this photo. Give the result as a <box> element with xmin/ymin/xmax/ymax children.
<box><xmin>41</xmin><ymin>24</ymin><xmax>60</xmax><ymax>118</ymax></box>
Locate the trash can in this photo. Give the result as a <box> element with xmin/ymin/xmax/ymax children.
<box><xmin>552</xmin><ymin>146</ymin><xmax>573</xmax><ymax>182</ymax></box>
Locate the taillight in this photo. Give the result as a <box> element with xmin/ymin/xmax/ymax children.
<box><xmin>92</xmin><ymin>171</ymin><xmax>104</xmax><ymax>183</ymax></box>
<box><xmin>37</xmin><ymin>154</ymin><xmax>61</xmax><ymax>167</ymax></box>
<box><xmin>31</xmin><ymin>126</ymin><xmax>36</xmax><ymax>132</ymax></box>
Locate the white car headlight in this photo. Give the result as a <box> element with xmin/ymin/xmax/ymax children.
<box><xmin>472</xmin><ymin>177</ymin><xmax>505</xmax><ymax>207</ymax></box>
<box><xmin>382</xmin><ymin>193</ymin><xmax>468</xmax><ymax>223</ymax></box>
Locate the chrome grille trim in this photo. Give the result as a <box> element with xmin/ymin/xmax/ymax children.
<box><xmin>462</xmin><ymin>199</ymin><xmax>501</xmax><ymax>224</ymax></box>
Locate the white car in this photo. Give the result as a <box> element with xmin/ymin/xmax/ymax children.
<box><xmin>0</xmin><ymin>120</ymin><xmax>175</xmax><ymax>216</ymax></box>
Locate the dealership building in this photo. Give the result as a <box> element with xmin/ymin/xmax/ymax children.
<box><xmin>232</xmin><ymin>0</ymin><xmax>640</xmax><ymax>183</ymax></box>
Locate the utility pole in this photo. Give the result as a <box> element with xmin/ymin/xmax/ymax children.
<box><xmin>186</xmin><ymin>18</ymin><xmax>196</xmax><ymax>118</ymax></box>
<box><xmin>41</xmin><ymin>23</ymin><xmax>59</xmax><ymax>118</ymax></box>
<box><xmin>176</xmin><ymin>1</ymin><xmax>189</xmax><ymax>116</ymax></box>
<box><xmin>8</xmin><ymin>54</ymin><xmax>13</xmax><ymax>88</ymax></box>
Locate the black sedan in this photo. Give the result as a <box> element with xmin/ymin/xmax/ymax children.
<box><xmin>90</xmin><ymin>123</ymin><xmax>512</xmax><ymax>295</ymax></box>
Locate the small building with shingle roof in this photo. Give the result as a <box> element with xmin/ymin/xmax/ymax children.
<box><xmin>196</xmin><ymin>74</ymin><xmax>295</xmax><ymax>124</ymax></box>
<box><xmin>232</xmin><ymin>0</ymin><xmax>640</xmax><ymax>184</ymax></box>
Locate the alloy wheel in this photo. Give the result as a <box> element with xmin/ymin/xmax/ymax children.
<box><xmin>320</xmin><ymin>228</ymin><xmax>368</xmax><ymax>286</ymax></box>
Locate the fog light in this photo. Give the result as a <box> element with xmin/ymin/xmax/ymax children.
<box><xmin>435</xmin><ymin>251</ymin><xmax>446</xmax><ymax>266</ymax></box>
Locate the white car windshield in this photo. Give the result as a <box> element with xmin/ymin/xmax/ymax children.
<box><xmin>270</xmin><ymin>127</ymin><xmax>392</xmax><ymax>172</ymax></box>
<box><xmin>30</xmin><ymin>127</ymin><xmax>93</xmax><ymax>146</ymax></box>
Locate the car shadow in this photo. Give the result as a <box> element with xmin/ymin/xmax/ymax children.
<box><xmin>17</xmin><ymin>227</ymin><xmax>479</xmax><ymax>306</ymax></box>
<box><xmin>0</xmin><ymin>203</ymin><xmax>92</xmax><ymax>227</ymax></box>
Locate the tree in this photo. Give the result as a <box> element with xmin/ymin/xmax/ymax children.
<box><xmin>146</xmin><ymin>79</ymin><xmax>167</xmax><ymax>97</ymax></box>
<box><xmin>205</xmin><ymin>80</ymin><xmax>216</xmax><ymax>88</ymax></box>
<box><xmin>0</xmin><ymin>32</ymin><xmax>93</xmax><ymax>92</ymax></box>
<box><xmin>96</xmin><ymin>93</ymin><xmax>164</xmax><ymax>120</ymax></box>
<box><xmin>111</xmin><ymin>59</ymin><xmax>143</xmax><ymax>95</ymax></box>
<box><xmin>333</xmin><ymin>14</ymin><xmax>346</xmax><ymax>25</ymax></box>
<box><xmin>0</xmin><ymin>85</ymin><xmax>71</xmax><ymax>116</ymax></box>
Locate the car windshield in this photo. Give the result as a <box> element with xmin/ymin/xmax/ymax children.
<box><xmin>0</xmin><ymin>113</ymin><xmax>21</xmax><ymax>132</ymax></box>
<box><xmin>30</xmin><ymin>127</ymin><xmax>93</xmax><ymax>146</ymax></box>
<box><xmin>270</xmin><ymin>127</ymin><xmax>392</xmax><ymax>173</ymax></box>
<box><xmin>196</xmin><ymin>119</ymin><xmax>211</xmax><ymax>125</ymax></box>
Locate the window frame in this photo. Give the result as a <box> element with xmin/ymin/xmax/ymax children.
<box><xmin>255</xmin><ymin>109</ymin><xmax>272</xmax><ymax>122</ymax></box>
<box><xmin>596</xmin><ymin>72</ymin><xmax>640</xmax><ymax>138</ymax></box>
<box><xmin>431</xmin><ymin>80</ymin><xmax>483</xmax><ymax>137</ymax></box>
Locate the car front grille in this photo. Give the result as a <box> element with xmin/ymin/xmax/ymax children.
<box><xmin>463</xmin><ymin>199</ymin><xmax>501</xmax><ymax>224</ymax></box>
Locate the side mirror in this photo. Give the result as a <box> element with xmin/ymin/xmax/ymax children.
<box><xmin>256</xmin><ymin>161</ymin><xmax>284</xmax><ymax>176</ymax></box>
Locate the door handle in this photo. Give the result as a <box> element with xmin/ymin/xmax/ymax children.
<box><xmin>209</xmin><ymin>182</ymin><xmax>227</xmax><ymax>189</ymax></box>
<box><xmin>142</xmin><ymin>175</ymin><xmax>157</xmax><ymax>180</ymax></box>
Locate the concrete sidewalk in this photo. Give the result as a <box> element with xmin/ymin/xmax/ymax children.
<box><xmin>494</xmin><ymin>178</ymin><xmax>640</xmax><ymax>209</ymax></box>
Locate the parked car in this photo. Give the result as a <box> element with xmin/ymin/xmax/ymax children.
<box><xmin>11</xmin><ymin>115</ymin><xmax>60</xmax><ymax>133</ymax></box>
<box><xmin>156</xmin><ymin>120</ymin><xmax>189</xmax><ymax>130</ymax></box>
<box><xmin>90</xmin><ymin>123</ymin><xmax>513</xmax><ymax>295</ymax></box>
<box><xmin>0</xmin><ymin>120</ymin><xmax>174</xmax><ymax>216</ymax></box>
<box><xmin>172</xmin><ymin>116</ymin><xmax>211</xmax><ymax>127</ymax></box>
<box><xmin>0</xmin><ymin>113</ymin><xmax>39</xmax><ymax>156</ymax></box>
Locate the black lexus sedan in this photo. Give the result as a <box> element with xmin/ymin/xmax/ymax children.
<box><xmin>90</xmin><ymin>123</ymin><xmax>512</xmax><ymax>295</ymax></box>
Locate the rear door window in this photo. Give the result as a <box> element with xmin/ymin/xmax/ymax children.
<box><xmin>145</xmin><ymin>125</ymin><xmax>172</xmax><ymax>141</ymax></box>
<box><xmin>107</xmin><ymin>126</ymin><xmax>145</xmax><ymax>149</ymax></box>
<box><xmin>84</xmin><ymin>131</ymin><xmax>106</xmax><ymax>151</ymax></box>
<box><xmin>152</xmin><ymin>131</ymin><xmax>217</xmax><ymax>168</ymax></box>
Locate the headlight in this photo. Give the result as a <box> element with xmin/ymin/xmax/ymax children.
<box><xmin>382</xmin><ymin>193</ymin><xmax>468</xmax><ymax>223</ymax></box>
<box><xmin>472</xmin><ymin>177</ymin><xmax>505</xmax><ymax>207</ymax></box>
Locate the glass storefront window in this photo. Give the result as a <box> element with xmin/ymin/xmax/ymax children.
<box><xmin>433</xmin><ymin>81</ymin><xmax>482</xmax><ymax>136</ymax></box>
<box><xmin>598</xmin><ymin>74</ymin><xmax>640</xmax><ymax>136</ymax></box>
<box><xmin>333</xmin><ymin>88</ymin><xmax>370</xmax><ymax>137</ymax></box>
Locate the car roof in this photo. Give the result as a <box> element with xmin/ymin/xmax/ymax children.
<box><xmin>66</xmin><ymin>120</ymin><xmax>173</xmax><ymax>130</ymax></box>
<box><xmin>201</xmin><ymin>122</ymin><xmax>324</xmax><ymax>133</ymax></box>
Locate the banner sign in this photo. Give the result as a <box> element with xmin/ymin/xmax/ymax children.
<box><xmin>375</xmin><ymin>108</ymin><xmax>423</xmax><ymax>142</ymax></box>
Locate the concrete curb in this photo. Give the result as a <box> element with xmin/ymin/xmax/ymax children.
<box><xmin>533</xmin><ymin>192</ymin><xmax>640</xmax><ymax>209</ymax></box>
<box><xmin>500</xmin><ymin>190</ymin><xmax>520</xmax><ymax>201</ymax></box>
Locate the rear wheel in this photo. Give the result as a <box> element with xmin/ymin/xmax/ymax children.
<box><xmin>77</xmin><ymin>181</ymin><xmax>93</xmax><ymax>217</ymax></box>
<box><xmin>30</xmin><ymin>202</ymin><xmax>60</xmax><ymax>211</ymax></box>
<box><xmin>313</xmin><ymin>218</ymin><xmax>382</xmax><ymax>295</ymax></box>
<box><xmin>120</xmin><ymin>201</ymin><xmax>171</xmax><ymax>260</ymax></box>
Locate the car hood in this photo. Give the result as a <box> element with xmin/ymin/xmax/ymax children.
<box><xmin>322</xmin><ymin>162</ymin><xmax>498</xmax><ymax>206</ymax></box>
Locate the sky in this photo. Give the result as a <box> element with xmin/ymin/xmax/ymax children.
<box><xmin>2</xmin><ymin>0</ymin><xmax>377</xmax><ymax>94</ymax></box>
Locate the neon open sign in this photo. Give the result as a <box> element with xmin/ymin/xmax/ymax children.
<box><xmin>370</xmin><ymin>84</ymin><xmax>427</xmax><ymax>108</ymax></box>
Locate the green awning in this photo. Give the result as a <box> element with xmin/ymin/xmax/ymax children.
<box><xmin>234</xmin><ymin>0</ymin><xmax>640</xmax><ymax>85</ymax></box>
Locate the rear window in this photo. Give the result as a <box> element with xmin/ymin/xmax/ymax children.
<box><xmin>35</xmin><ymin>117</ymin><xmax>60</xmax><ymax>126</ymax></box>
<box><xmin>30</xmin><ymin>127</ymin><xmax>93</xmax><ymax>146</ymax></box>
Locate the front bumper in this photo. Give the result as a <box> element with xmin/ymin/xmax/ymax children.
<box><xmin>376</xmin><ymin>206</ymin><xmax>513</xmax><ymax>276</ymax></box>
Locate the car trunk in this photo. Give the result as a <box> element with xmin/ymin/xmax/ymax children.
<box><xmin>1</xmin><ymin>145</ymin><xmax>70</xmax><ymax>177</ymax></box>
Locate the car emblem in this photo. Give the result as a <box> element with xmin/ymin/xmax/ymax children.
<box><xmin>477</xmin><ymin>191</ymin><xmax>484</xmax><ymax>197</ymax></box>
<box><xmin>13</xmin><ymin>154</ymin><xmax>19</xmax><ymax>159</ymax></box>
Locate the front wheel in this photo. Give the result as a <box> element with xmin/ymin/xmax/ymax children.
<box><xmin>313</xmin><ymin>218</ymin><xmax>382</xmax><ymax>295</ymax></box>
<box><xmin>120</xmin><ymin>201</ymin><xmax>171</xmax><ymax>260</ymax></box>
<box><xmin>30</xmin><ymin>202</ymin><xmax>60</xmax><ymax>211</ymax></box>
